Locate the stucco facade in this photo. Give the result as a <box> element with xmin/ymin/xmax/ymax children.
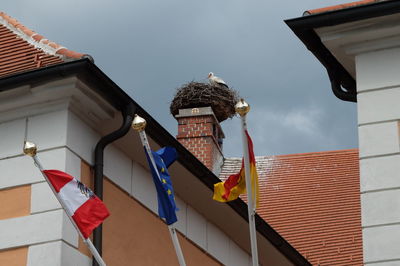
<box><xmin>357</xmin><ymin>49</ymin><xmax>400</xmax><ymax>265</ymax></box>
<box><xmin>318</xmin><ymin>15</ymin><xmax>400</xmax><ymax>265</ymax></box>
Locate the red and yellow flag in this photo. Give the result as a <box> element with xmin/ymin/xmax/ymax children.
<box><xmin>213</xmin><ymin>130</ymin><xmax>259</xmax><ymax>207</ymax></box>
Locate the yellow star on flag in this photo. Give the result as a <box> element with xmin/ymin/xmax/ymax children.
<box><xmin>167</xmin><ymin>189</ymin><xmax>172</xmax><ymax>195</ymax></box>
<box><xmin>162</xmin><ymin>179</ymin><xmax>167</xmax><ymax>184</ymax></box>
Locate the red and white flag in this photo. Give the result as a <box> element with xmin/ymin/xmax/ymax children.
<box><xmin>43</xmin><ymin>170</ymin><xmax>110</xmax><ymax>239</ymax></box>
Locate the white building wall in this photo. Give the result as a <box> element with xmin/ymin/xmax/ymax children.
<box><xmin>0</xmin><ymin>118</ymin><xmax>26</xmax><ymax>159</ymax></box>
<box><xmin>0</xmin><ymin>81</ymin><xmax>251</xmax><ymax>265</ymax></box>
<box><xmin>28</xmin><ymin>241</ymin><xmax>90</xmax><ymax>266</ymax></box>
<box><xmin>0</xmin><ymin>108</ymin><xmax>88</xmax><ymax>265</ymax></box>
<box><xmin>356</xmin><ymin>47</ymin><xmax>400</xmax><ymax>265</ymax></box>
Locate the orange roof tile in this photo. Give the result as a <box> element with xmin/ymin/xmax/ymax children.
<box><xmin>220</xmin><ymin>149</ymin><xmax>363</xmax><ymax>266</ymax></box>
<box><xmin>305</xmin><ymin>0</ymin><xmax>384</xmax><ymax>15</ymax></box>
<box><xmin>0</xmin><ymin>12</ymin><xmax>85</xmax><ymax>78</ymax></box>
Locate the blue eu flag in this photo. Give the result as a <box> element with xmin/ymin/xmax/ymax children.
<box><xmin>144</xmin><ymin>147</ymin><xmax>178</xmax><ymax>225</ymax></box>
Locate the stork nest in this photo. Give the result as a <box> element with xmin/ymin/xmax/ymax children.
<box><xmin>170</xmin><ymin>82</ymin><xmax>239</xmax><ymax>122</ymax></box>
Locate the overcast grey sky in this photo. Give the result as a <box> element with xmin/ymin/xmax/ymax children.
<box><xmin>3</xmin><ymin>0</ymin><xmax>358</xmax><ymax>157</ymax></box>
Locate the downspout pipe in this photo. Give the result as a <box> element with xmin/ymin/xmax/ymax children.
<box><xmin>327</xmin><ymin>69</ymin><xmax>357</xmax><ymax>102</ymax></box>
<box><xmin>92</xmin><ymin>102</ymin><xmax>136</xmax><ymax>266</ymax></box>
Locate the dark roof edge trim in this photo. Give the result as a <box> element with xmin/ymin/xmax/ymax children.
<box><xmin>0</xmin><ymin>60</ymin><xmax>310</xmax><ymax>265</ymax></box>
<box><xmin>286</xmin><ymin>0</ymin><xmax>400</xmax><ymax>30</ymax></box>
<box><xmin>285</xmin><ymin>0</ymin><xmax>400</xmax><ymax>103</ymax></box>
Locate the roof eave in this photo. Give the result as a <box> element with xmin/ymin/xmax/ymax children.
<box><xmin>0</xmin><ymin>60</ymin><xmax>310</xmax><ymax>265</ymax></box>
<box><xmin>285</xmin><ymin>0</ymin><xmax>400</xmax><ymax>102</ymax></box>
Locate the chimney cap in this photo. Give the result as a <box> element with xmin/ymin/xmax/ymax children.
<box><xmin>175</xmin><ymin>106</ymin><xmax>215</xmax><ymax>118</ymax></box>
<box><xmin>175</xmin><ymin>106</ymin><xmax>225</xmax><ymax>139</ymax></box>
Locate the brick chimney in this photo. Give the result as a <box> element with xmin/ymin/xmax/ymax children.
<box><xmin>176</xmin><ymin>107</ymin><xmax>224</xmax><ymax>175</ymax></box>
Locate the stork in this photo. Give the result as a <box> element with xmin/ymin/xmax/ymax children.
<box><xmin>208</xmin><ymin>72</ymin><xmax>228</xmax><ymax>88</ymax></box>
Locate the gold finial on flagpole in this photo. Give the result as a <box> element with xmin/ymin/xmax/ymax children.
<box><xmin>132</xmin><ymin>114</ymin><xmax>147</xmax><ymax>131</ymax></box>
<box><xmin>23</xmin><ymin>141</ymin><xmax>37</xmax><ymax>157</ymax></box>
<box><xmin>235</xmin><ymin>99</ymin><xmax>250</xmax><ymax>117</ymax></box>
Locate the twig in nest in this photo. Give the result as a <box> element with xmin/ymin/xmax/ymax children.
<box><xmin>170</xmin><ymin>82</ymin><xmax>239</xmax><ymax>122</ymax></box>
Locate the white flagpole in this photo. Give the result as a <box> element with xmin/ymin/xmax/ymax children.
<box><xmin>168</xmin><ymin>226</ymin><xmax>186</xmax><ymax>266</ymax></box>
<box><xmin>235</xmin><ymin>100</ymin><xmax>259</xmax><ymax>266</ymax></box>
<box><xmin>23</xmin><ymin>141</ymin><xmax>107</xmax><ymax>266</ymax></box>
<box><xmin>132</xmin><ymin>115</ymin><xmax>186</xmax><ymax>266</ymax></box>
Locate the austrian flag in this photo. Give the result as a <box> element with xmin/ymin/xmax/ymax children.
<box><xmin>43</xmin><ymin>170</ymin><xmax>110</xmax><ymax>239</ymax></box>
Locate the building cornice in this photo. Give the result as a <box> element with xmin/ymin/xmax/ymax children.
<box><xmin>285</xmin><ymin>0</ymin><xmax>400</xmax><ymax>102</ymax></box>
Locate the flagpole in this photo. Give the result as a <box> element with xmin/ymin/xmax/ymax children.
<box><xmin>132</xmin><ymin>115</ymin><xmax>186</xmax><ymax>266</ymax></box>
<box><xmin>23</xmin><ymin>141</ymin><xmax>107</xmax><ymax>266</ymax></box>
<box><xmin>235</xmin><ymin>100</ymin><xmax>259</xmax><ymax>266</ymax></box>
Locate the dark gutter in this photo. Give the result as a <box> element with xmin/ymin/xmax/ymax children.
<box><xmin>0</xmin><ymin>59</ymin><xmax>310</xmax><ymax>265</ymax></box>
<box><xmin>285</xmin><ymin>0</ymin><xmax>400</xmax><ymax>102</ymax></box>
<box><xmin>92</xmin><ymin>102</ymin><xmax>135</xmax><ymax>266</ymax></box>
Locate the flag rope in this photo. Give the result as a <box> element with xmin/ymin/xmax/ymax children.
<box><xmin>30</xmin><ymin>154</ymin><xmax>107</xmax><ymax>266</ymax></box>
<box><xmin>138</xmin><ymin>130</ymin><xmax>187</xmax><ymax>266</ymax></box>
<box><xmin>240</xmin><ymin>115</ymin><xmax>259</xmax><ymax>266</ymax></box>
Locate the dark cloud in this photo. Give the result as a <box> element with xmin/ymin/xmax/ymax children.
<box><xmin>3</xmin><ymin>0</ymin><xmax>357</xmax><ymax>157</ymax></box>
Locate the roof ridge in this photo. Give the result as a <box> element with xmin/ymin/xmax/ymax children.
<box><xmin>304</xmin><ymin>0</ymin><xmax>386</xmax><ymax>15</ymax></box>
<box><xmin>0</xmin><ymin>12</ymin><xmax>85</xmax><ymax>61</ymax></box>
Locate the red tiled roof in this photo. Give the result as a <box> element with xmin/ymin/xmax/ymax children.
<box><xmin>220</xmin><ymin>149</ymin><xmax>363</xmax><ymax>265</ymax></box>
<box><xmin>0</xmin><ymin>12</ymin><xmax>85</xmax><ymax>78</ymax></box>
<box><xmin>305</xmin><ymin>0</ymin><xmax>384</xmax><ymax>15</ymax></box>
